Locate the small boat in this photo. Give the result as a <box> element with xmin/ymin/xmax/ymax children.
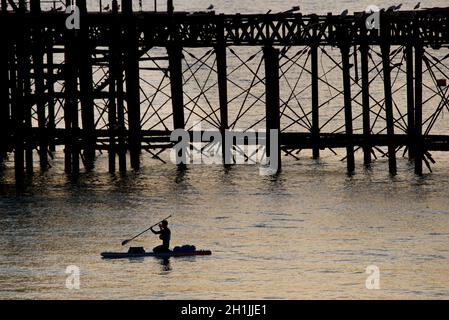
<box><xmin>101</xmin><ymin>250</ymin><xmax>212</xmax><ymax>260</ymax></box>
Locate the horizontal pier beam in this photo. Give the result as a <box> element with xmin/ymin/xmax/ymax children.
<box><xmin>0</xmin><ymin>9</ymin><xmax>448</xmax><ymax>47</ymax></box>
<box><xmin>7</xmin><ymin>129</ymin><xmax>449</xmax><ymax>152</ymax></box>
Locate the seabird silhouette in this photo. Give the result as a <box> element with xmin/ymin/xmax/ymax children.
<box><xmin>386</xmin><ymin>5</ymin><xmax>396</xmax><ymax>12</ymax></box>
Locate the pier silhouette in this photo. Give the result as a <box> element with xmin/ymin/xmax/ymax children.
<box><xmin>0</xmin><ymin>0</ymin><xmax>448</xmax><ymax>182</ymax></box>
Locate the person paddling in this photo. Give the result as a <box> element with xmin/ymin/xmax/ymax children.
<box><xmin>150</xmin><ymin>220</ymin><xmax>171</xmax><ymax>253</ymax></box>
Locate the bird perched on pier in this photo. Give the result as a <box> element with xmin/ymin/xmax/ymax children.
<box><xmin>385</xmin><ymin>4</ymin><xmax>402</xmax><ymax>12</ymax></box>
<box><xmin>340</xmin><ymin>9</ymin><xmax>349</xmax><ymax>17</ymax></box>
<box><xmin>283</xmin><ymin>6</ymin><xmax>300</xmax><ymax>14</ymax></box>
<box><xmin>386</xmin><ymin>5</ymin><xmax>396</xmax><ymax>12</ymax></box>
<box><xmin>104</xmin><ymin>4</ymin><xmax>110</xmax><ymax>11</ymax></box>
<box><xmin>266</xmin><ymin>10</ymin><xmax>272</xmax><ymax>14</ymax></box>
<box><xmin>207</xmin><ymin>4</ymin><xmax>214</xmax><ymax>11</ymax></box>
<box><xmin>414</xmin><ymin>2</ymin><xmax>421</xmax><ymax>9</ymax></box>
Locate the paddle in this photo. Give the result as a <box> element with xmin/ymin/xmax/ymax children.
<box><xmin>121</xmin><ymin>215</ymin><xmax>172</xmax><ymax>246</ymax></box>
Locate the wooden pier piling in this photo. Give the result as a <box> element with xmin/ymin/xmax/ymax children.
<box><xmin>30</xmin><ymin>0</ymin><xmax>48</xmax><ymax>171</ymax></box>
<box><xmin>13</xmin><ymin>5</ymin><xmax>27</xmax><ymax>181</ymax></box>
<box><xmin>0</xmin><ymin>9</ymin><xmax>10</xmax><ymax>165</ymax></box>
<box><xmin>216</xmin><ymin>17</ymin><xmax>229</xmax><ymax>163</ymax></box>
<box><xmin>414</xmin><ymin>45</ymin><xmax>424</xmax><ymax>175</ymax></box>
<box><xmin>216</xmin><ymin>46</ymin><xmax>229</xmax><ymax>162</ymax></box>
<box><xmin>168</xmin><ymin>44</ymin><xmax>186</xmax><ymax>167</ymax></box>
<box><xmin>123</xmin><ymin>0</ymin><xmax>141</xmax><ymax>171</ymax></box>
<box><xmin>63</xmin><ymin>1</ymin><xmax>79</xmax><ymax>174</ymax></box>
<box><xmin>23</xmin><ymin>16</ymin><xmax>33</xmax><ymax>175</ymax></box>
<box><xmin>380</xmin><ymin>16</ymin><xmax>397</xmax><ymax>175</ymax></box>
<box><xmin>311</xmin><ymin>16</ymin><xmax>320</xmax><ymax>159</ymax></box>
<box><xmin>46</xmin><ymin>41</ymin><xmax>56</xmax><ymax>153</ymax></box>
<box><xmin>107</xmin><ymin>2</ymin><xmax>120</xmax><ymax>173</ymax></box>
<box><xmin>168</xmin><ymin>45</ymin><xmax>185</xmax><ymax>132</ymax></box>
<box><xmin>360</xmin><ymin>38</ymin><xmax>372</xmax><ymax>166</ymax></box>
<box><xmin>264</xmin><ymin>46</ymin><xmax>281</xmax><ymax>172</ymax></box>
<box><xmin>341</xmin><ymin>44</ymin><xmax>355</xmax><ymax>174</ymax></box>
<box><xmin>381</xmin><ymin>46</ymin><xmax>397</xmax><ymax>175</ymax></box>
<box><xmin>406</xmin><ymin>45</ymin><xmax>415</xmax><ymax>161</ymax></box>
<box><xmin>77</xmin><ymin>0</ymin><xmax>96</xmax><ymax>171</ymax></box>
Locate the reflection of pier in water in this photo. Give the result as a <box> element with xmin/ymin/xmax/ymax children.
<box><xmin>1</xmin><ymin>0</ymin><xmax>449</xmax><ymax>182</ymax></box>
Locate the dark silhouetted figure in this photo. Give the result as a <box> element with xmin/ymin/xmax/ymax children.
<box><xmin>150</xmin><ymin>220</ymin><xmax>171</xmax><ymax>253</ymax></box>
<box><xmin>340</xmin><ymin>9</ymin><xmax>349</xmax><ymax>17</ymax></box>
<box><xmin>386</xmin><ymin>5</ymin><xmax>396</xmax><ymax>12</ymax></box>
<box><xmin>414</xmin><ymin>2</ymin><xmax>421</xmax><ymax>9</ymax></box>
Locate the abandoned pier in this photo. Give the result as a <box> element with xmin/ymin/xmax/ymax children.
<box><xmin>1</xmin><ymin>1</ymin><xmax>449</xmax><ymax>182</ymax></box>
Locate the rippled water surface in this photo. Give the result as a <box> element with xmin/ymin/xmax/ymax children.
<box><xmin>1</xmin><ymin>152</ymin><xmax>449</xmax><ymax>299</ymax></box>
<box><xmin>1</xmin><ymin>0</ymin><xmax>449</xmax><ymax>300</ymax></box>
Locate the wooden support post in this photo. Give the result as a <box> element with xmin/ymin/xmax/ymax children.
<box><xmin>414</xmin><ymin>45</ymin><xmax>423</xmax><ymax>175</ymax></box>
<box><xmin>108</xmin><ymin>80</ymin><xmax>117</xmax><ymax>173</ymax></box>
<box><xmin>264</xmin><ymin>45</ymin><xmax>281</xmax><ymax>173</ymax></box>
<box><xmin>46</xmin><ymin>43</ymin><xmax>56</xmax><ymax>152</ymax></box>
<box><xmin>18</xmin><ymin>0</ymin><xmax>26</xmax><ymax>11</ymax></box>
<box><xmin>311</xmin><ymin>16</ymin><xmax>320</xmax><ymax>159</ymax></box>
<box><xmin>406</xmin><ymin>45</ymin><xmax>415</xmax><ymax>160</ymax></box>
<box><xmin>168</xmin><ymin>45</ymin><xmax>186</xmax><ymax>168</ymax></box>
<box><xmin>381</xmin><ymin>44</ymin><xmax>397</xmax><ymax>175</ymax></box>
<box><xmin>30</xmin><ymin>0</ymin><xmax>40</xmax><ymax>12</ymax></box>
<box><xmin>23</xmin><ymin>25</ymin><xmax>33</xmax><ymax>175</ymax></box>
<box><xmin>71</xmin><ymin>84</ymin><xmax>80</xmax><ymax>176</ymax></box>
<box><xmin>353</xmin><ymin>45</ymin><xmax>359</xmax><ymax>83</ymax></box>
<box><xmin>46</xmin><ymin>41</ymin><xmax>56</xmax><ymax>152</ymax></box>
<box><xmin>380</xmin><ymin>15</ymin><xmax>397</xmax><ymax>175</ymax></box>
<box><xmin>63</xmin><ymin>1</ymin><xmax>79</xmax><ymax>174</ymax></box>
<box><xmin>0</xmin><ymin>10</ymin><xmax>10</xmax><ymax>164</ymax></box>
<box><xmin>15</xmin><ymin>3</ymin><xmax>34</xmax><ymax>175</ymax></box>
<box><xmin>77</xmin><ymin>0</ymin><xmax>96</xmax><ymax>170</ymax></box>
<box><xmin>167</xmin><ymin>0</ymin><xmax>174</xmax><ymax>14</ymax></box>
<box><xmin>30</xmin><ymin>0</ymin><xmax>48</xmax><ymax>171</ymax></box>
<box><xmin>360</xmin><ymin>44</ymin><xmax>371</xmax><ymax>166</ymax></box>
<box><xmin>13</xmin><ymin>13</ymin><xmax>26</xmax><ymax>181</ymax></box>
<box><xmin>341</xmin><ymin>44</ymin><xmax>355</xmax><ymax>174</ymax></box>
<box><xmin>123</xmin><ymin>0</ymin><xmax>141</xmax><ymax>171</ymax></box>
<box><xmin>168</xmin><ymin>45</ymin><xmax>185</xmax><ymax>131</ymax></box>
<box><xmin>107</xmin><ymin>2</ymin><xmax>120</xmax><ymax>173</ymax></box>
<box><xmin>114</xmin><ymin>1</ymin><xmax>126</xmax><ymax>172</ymax></box>
<box><xmin>216</xmin><ymin>45</ymin><xmax>229</xmax><ymax>163</ymax></box>
<box><xmin>216</xmin><ymin>16</ymin><xmax>229</xmax><ymax>164</ymax></box>
<box><xmin>117</xmin><ymin>73</ymin><xmax>127</xmax><ymax>172</ymax></box>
